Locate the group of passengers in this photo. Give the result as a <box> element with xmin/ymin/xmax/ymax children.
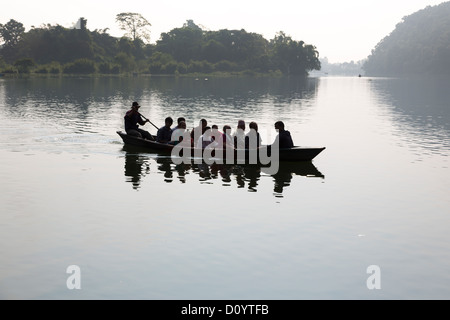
<box><xmin>124</xmin><ymin>101</ymin><xmax>294</xmax><ymax>149</ymax></box>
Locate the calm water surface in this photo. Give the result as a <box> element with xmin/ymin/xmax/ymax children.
<box><xmin>0</xmin><ymin>76</ymin><xmax>449</xmax><ymax>299</ymax></box>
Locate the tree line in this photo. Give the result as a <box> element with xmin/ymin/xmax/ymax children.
<box><xmin>363</xmin><ymin>1</ymin><xmax>450</xmax><ymax>76</ymax></box>
<box><xmin>0</xmin><ymin>14</ymin><xmax>321</xmax><ymax>76</ymax></box>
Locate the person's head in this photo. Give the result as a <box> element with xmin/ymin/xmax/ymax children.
<box><xmin>275</xmin><ymin>121</ymin><xmax>285</xmax><ymax>131</ymax></box>
<box><xmin>177</xmin><ymin>117</ymin><xmax>186</xmax><ymax>125</ymax></box>
<box><xmin>178</xmin><ymin>121</ymin><xmax>186</xmax><ymax>129</ymax></box>
<box><xmin>223</xmin><ymin>125</ymin><xmax>231</xmax><ymax>135</ymax></box>
<box><xmin>211</xmin><ymin>125</ymin><xmax>219</xmax><ymax>140</ymax></box>
<box><xmin>237</xmin><ymin>120</ymin><xmax>245</xmax><ymax>130</ymax></box>
<box><xmin>199</xmin><ymin>119</ymin><xmax>208</xmax><ymax>133</ymax></box>
<box><xmin>203</xmin><ymin>126</ymin><xmax>211</xmax><ymax>137</ymax></box>
<box><xmin>249</xmin><ymin>121</ymin><xmax>258</xmax><ymax>132</ymax></box>
<box><xmin>165</xmin><ymin>117</ymin><xmax>174</xmax><ymax>127</ymax></box>
<box><xmin>132</xmin><ymin>101</ymin><xmax>141</xmax><ymax>111</ymax></box>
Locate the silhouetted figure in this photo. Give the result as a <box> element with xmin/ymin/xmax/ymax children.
<box><xmin>245</xmin><ymin>121</ymin><xmax>262</xmax><ymax>149</ymax></box>
<box><xmin>196</xmin><ymin>126</ymin><xmax>218</xmax><ymax>149</ymax></box>
<box><xmin>170</xmin><ymin>120</ymin><xmax>187</xmax><ymax>145</ymax></box>
<box><xmin>191</xmin><ymin>119</ymin><xmax>208</xmax><ymax>144</ymax></box>
<box><xmin>156</xmin><ymin>117</ymin><xmax>174</xmax><ymax>143</ymax></box>
<box><xmin>172</xmin><ymin>117</ymin><xmax>186</xmax><ymax>131</ymax></box>
<box><xmin>233</xmin><ymin>120</ymin><xmax>246</xmax><ymax>149</ymax></box>
<box><xmin>274</xmin><ymin>121</ymin><xmax>294</xmax><ymax>148</ymax></box>
<box><xmin>124</xmin><ymin>101</ymin><xmax>153</xmax><ymax>140</ymax></box>
<box><xmin>222</xmin><ymin>125</ymin><xmax>234</xmax><ymax>148</ymax></box>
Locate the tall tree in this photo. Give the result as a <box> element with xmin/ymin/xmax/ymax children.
<box><xmin>14</xmin><ymin>58</ymin><xmax>35</xmax><ymax>73</ymax></box>
<box><xmin>270</xmin><ymin>31</ymin><xmax>320</xmax><ymax>75</ymax></box>
<box><xmin>0</xmin><ymin>19</ymin><xmax>25</xmax><ymax>47</ymax></box>
<box><xmin>115</xmin><ymin>12</ymin><xmax>151</xmax><ymax>43</ymax></box>
<box><xmin>157</xmin><ymin>20</ymin><xmax>204</xmax><ymax>63</ymax></box>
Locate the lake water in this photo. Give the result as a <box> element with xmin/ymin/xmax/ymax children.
<box><xmin>0</xmin><ymin>75</ymin><xmax>449</xmax><ymax>300</ymax></box>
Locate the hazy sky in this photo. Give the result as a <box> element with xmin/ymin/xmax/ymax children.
<box><xmin>1</xmin><ymin>0</ymin><xmax>447</xmax><ymax>63</ymax></box>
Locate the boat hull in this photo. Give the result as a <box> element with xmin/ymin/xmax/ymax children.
<box><xmin>116</xmin><ymin>131</ymin><xmax>325</xmax><ymax>162</ymax></box>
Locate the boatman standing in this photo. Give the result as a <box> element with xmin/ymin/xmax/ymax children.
<box><xmin>124</xmin><ymin>101</ymin><xmax>154</xmax><ymax>140</ymax></box>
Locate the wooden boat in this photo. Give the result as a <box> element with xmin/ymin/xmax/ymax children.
<box><xmin>116</xmin><ymin>131</ymin><xmax>325</xmax><ymax>162</ymax></box>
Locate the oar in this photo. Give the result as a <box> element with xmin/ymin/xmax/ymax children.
<box><xmin>138</xmin><ymin>112</ymin><xmax>159</xmax><ymax>130</ymax></box>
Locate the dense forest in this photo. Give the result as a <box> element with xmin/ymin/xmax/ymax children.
<box><xmin>0</xmin><ymin>15</ymin><xmax>321</xmax><ymax>76</ymax></box>
<box><xmin>363</xmin><ymin>1</ymin><xmax>450</xmax><ymax>76</ymax></box>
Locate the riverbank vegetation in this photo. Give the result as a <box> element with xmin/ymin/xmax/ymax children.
<box><xmin>0</xmin><ymin>15</ymin><xmax>321</xmax><ymax>77</ymax></box>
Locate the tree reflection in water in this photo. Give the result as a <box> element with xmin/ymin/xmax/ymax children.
<box><xmin>123</xmin><ymin>149</ymin><xmax>324</xmax><ymax>196</ymax></box>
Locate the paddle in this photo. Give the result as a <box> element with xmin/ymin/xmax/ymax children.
<box><xmin>138</xmin><ymin>112</ymin><xmax>159</xmax><ymax>130</ymax></box>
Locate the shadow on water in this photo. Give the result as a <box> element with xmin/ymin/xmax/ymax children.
<box><xmin>122</xmin><ymin>146</ymin><xmax>324</xmax><ymax>196</ymax></box>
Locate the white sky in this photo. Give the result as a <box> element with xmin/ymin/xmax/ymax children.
<box><xmin>1</xmin><ymin>0</ymin><xmax>447</xmax><ymax>63</ymax></box>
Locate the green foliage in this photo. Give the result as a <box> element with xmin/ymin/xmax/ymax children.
<box><xmin>45</xmin><ymin>62</ymin><xmax>62</xmax><ymax>74</ymax></box>
<box><xmin>0</xmin><ymin>17</ymin><xmax>321</xmax><ymax>76</ymax></box>
<box><xmin>63</xmin><ymin>59</ymin><xmax>96</xmax><ymax>74</ymax></box>
<box><xmin>14</xmin><ymin>58</ymin><xmax>35</xmax><ymax>73</ymax></box>
<box><xmin>98</xmin><ymin>62</ymin><xmax>120</xmax><ymax>74</ymax></box>
<box><xmin>35</xmin><ymin>66</ymin><xmax>48</xmax><ymax>74</ymax></box>
<box><xmin>1</xmin><ymin>66</ymin><xmax>17</xmax><ymax>74</ymax></box>
<box><xmin>157</xmin><ymin>21</ymin><xmax>204</xmax><ymax>63</ymax></box>
<box><xmin>188</xmin><ymin>60</ymin><xmax>214</xmax><ymax>73</ymax></box>
<box><xmin>155</xmin><ymin>22</ymin><xmax>320</xmax><ymax>75</ymax></box>
<box><xmin>49</xmin><ymin>66</ymin><xmax>61</xmax><ymax>74</ymax></box>
<box><xmin>116</xmin><ymin>12</ymin><xmax>151</xmax><ymax>43</ymax></box>
<box><xmin>9</xmin><ymin>24</ymin><xmax>96</xmax><ymax>65</ymax></box>
<box><xmin>0</xmin><ymin>56</ymin><xmax>7</xmax><ymax>69</ymax></box>
<box><xmin>364</xmin><ymin>2</ymin><xmax>450</xmax><ymax>76</ymax></box>
<box><xmin>202</xmin><ymin>39</ymin><xmax>226</xmax><ymax>63</ymax></box>
<box><xmin>115</xmin><ymin>52</ymin><xmax>136</xmax><ymax>73</ymax></box>
<box><xmin>148</xmin><ymin>51</ymin><xmax>175</xmax><ymax>65</ymax></box>
<box><xmin>161</xmin><ymin>61</ymin><xmax>178</xmax><ymax>74</ymax></box>
<box><xmin>270</xmin><ymin>31</ymin><xmax>320</xmax><ymax>75</ymax></box>
<box><xmin>214</xmin><ymin>60</ymin><xmax>239</xmax><ymax>72</ymax></box>
<box><xmin>176</xmin><ymin>62</ymin><xmax>188</xmax><ymax>74</ymax></box>
<box><xmin>0</xmin><ymin>19</ymin><xmax>25</xmax><ymax>47</ymax></box>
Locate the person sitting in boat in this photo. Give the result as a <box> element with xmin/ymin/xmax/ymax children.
<box><xmin>172</xmin><ymin>117</ymin><xmax>186</xmax><ymax>131</ymax></box>
<box><xmin>245</xmin><ymin>121</ymin><xmax>262</xmax><ymax>149</ymax></box>
<box><xmin>274</xmin><ymin>121</ymin><xmax>294</xmax><ymax>148</ymax></box>
<box><xmin>191</xmin><ymin>119</ymin><xmax>208</xmax><ymax>145</ymax></box>
<box><xmin>233</xmin><ymin>120</ymin><xmax>246</xmax><ymax>149</ymax></box>
<box><xmin>196</xmin><ymin>126</ymin><xmax>219</xmax><ymax>149</ymax></box>
<box><xmin>222</xmin><ymin>125</ymin><xmax>234</xmax><ymax>148</ymax></box>
<box><xmin>211</xmin><ymin>125</ymin><xmax>221</xmax><ymax>142</ymax></box>
<box><xmin>170</xmin><ymin>120</ymin><xmax>187</xmax><ymax>145</ymax></box>
<box><xmin>156</xmin><ymin>117</ymin><xmax>174</xmax><ymax>143</ymax></box>
<box><xmin>124</xmin><ymin>101</ymin><xmax>153</xmax><ymax>140</ymax></box>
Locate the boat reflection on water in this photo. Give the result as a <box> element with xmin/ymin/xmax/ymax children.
<box><xmin>122</xmin><ymin>147</ymin><xmax>324</xmax><ymax>196</ymax></box>
<box><xmin>123</xmin><ymin>152</ymin><xmax>152</xmax><ymax>189</ymax></box>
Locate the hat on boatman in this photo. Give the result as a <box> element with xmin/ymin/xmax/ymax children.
<box><xmin>132</xmin><ymin>101</ymin><xmax>140</xmax><ymax>108</ymax></box>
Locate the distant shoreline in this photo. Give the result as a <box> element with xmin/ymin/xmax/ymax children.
<box><xmin>0</xmin><ymin>70</ymin><xmax>288</xmax><ymax>79</ymax></box>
